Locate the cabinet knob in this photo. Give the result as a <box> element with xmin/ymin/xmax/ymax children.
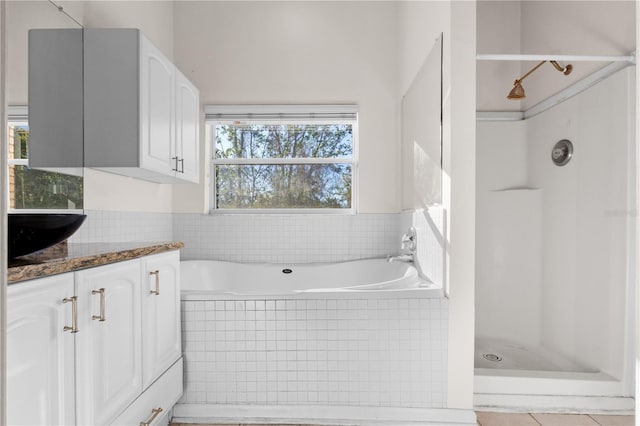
<box><xmin>62</xmin><ymin>296</ymin><xmax>79</xmax><ymax>333</ymax></box>
<box><xmin>91</xmin><ymin>288</ymin><xmax>106</xmax><ymax>321</ymax></box>
<box><xmin>140</xmin><ymin>407</ymin><xmax>163</xmax><ymax>426</ymax></box>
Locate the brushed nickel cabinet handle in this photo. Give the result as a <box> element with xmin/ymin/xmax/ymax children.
<box><xmin>139</xmin><ymin>407</ymin><xmax>163</xmax><ymax>426</ymax></box>
<box><xmin>63</xmin><ymin>296</ymin><xmax>79</xmax><ymax>333</ymax></box>
<box><xmin>149</xmin><ymin>270</ymin><xmax>160</xmax><ymax>295</ymax></box>
<box><xmin>91</xmin><ymin>288</ymin><xmax>106</xmax><ymax>321</ymax></box>
<box><xmin>178</xmin><ymin>158</ymin><xmax>185</xmax><ymax>173</ymax></box>
<box><xmin>171</xmin><ymin>156</ymin><xmax>178</xmax><ymax>172</ymax></box>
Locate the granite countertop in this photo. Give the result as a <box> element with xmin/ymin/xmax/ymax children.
<box><xmin>8</xmin><ymin>241</ymin><xmax>184</xmax><ymax>284</ymax></box>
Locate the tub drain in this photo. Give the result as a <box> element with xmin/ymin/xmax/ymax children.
<box><xmin>482</xmin><ymin>353</ymin><xmax>503</xmax><ymax>362</ymax></box>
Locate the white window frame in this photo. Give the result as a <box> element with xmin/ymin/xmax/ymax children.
<box><xmin>207</xmin><ymin>105</ymin><xmax>358</xmax><ymax>214</ymax></box>
<box><xmin>6</xmin><ymin>106</ymin><xmax>84</xmax><ymax>214</ymax></box>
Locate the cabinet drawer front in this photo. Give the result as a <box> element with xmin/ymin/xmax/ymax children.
<box><xmin>110</xmin><ymin>357</ymin><xmax>183</xmax><ymax>426</ymax></box>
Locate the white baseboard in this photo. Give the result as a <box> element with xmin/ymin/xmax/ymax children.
<box><xmin>474</xmin><ymin>393</ymin><xmax>635</xmax><ymax>415</ymax></box>
<box><xmin>172</xmin><ymin>403</ymin><xmax>478</xmax><ymax>425</ymax></box>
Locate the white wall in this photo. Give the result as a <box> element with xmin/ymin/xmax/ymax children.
<box><xmin>444</xmin><ymin>1</ymin><xmax>477</xmax><ymax>409</ymax></box>
<box><xmin>6</xmin><ymin>1</ymin><xmax>84</xmax><ymax>105</ymax></box>
<box><xmin>396</xmin><ymin>0</ymin><xmax>449</xmax><ymax>216</ymax></box>
<box><xmin>475</xmin><ymin>121</ymin><xmax>528</xmax><ymax>192</ymax></box>
<box><xmin>476</xmin><ymin>0</ymin><xmax>522</xmax><ymax>112</ymax></box>
<box><xmin>172</xmin><ymin>1</ymin><xmax>399</xmax><ymax>214</ymax></box>
<box><xmin>401</xmin><ymin>36</ymin><xmax>442</xmax><ymax>209</ymax></box>
<box><xmin>82</xmin><ymin>1</ymin><xmax>174</xmax><ymax>60</ymax></box>
<box><xmin>475</xmin><ymin>121</ymin><xmax>542</xmax><ymax>345</ymax></box>
<box><xmin>520</xmin><ymin>1</ymin><xmax>635</xmax><ymax>110</ymax></box>
<box><xmin>398</xmin><ymin>0</ymin><xmax>477</xmax><ymax>409</ymax></box>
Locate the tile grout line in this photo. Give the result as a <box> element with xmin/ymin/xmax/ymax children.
<box><xmin>587</xmin><ymin>414</ymin><xmax>605</xmax><ymax>426</ymax></box>
<box><xmin>528</xmin><ymin>413</ymin><xmax>543</xmax><ymax>426</ymax></box>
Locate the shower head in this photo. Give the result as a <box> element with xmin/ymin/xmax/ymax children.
<box><xmin>507</xmin><ymin>80</ymin><xmax>526</xmax><ymax>100</ymax></box>
<box><xmin>506</xmin><ymin>60</ymin><xmax>573</xmax><ymax>100</ymax></box>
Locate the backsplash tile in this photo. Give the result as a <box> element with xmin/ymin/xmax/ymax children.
<box><xmin>69</xmin><ymin>210</ymin><xmax>173</xmax><ymax>243</ymax></box>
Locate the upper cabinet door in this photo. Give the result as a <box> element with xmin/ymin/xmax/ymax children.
<box><xmin>7</xmin><ymin>274</ymin><xmax>76</xmax><ymax>426</ymax></box>
<box><xmin>28</xmin><ymin>29</ymin><xmax>84</xmax><ymax>169</ymax></box>
<box><xmin>84</xmin><ymin>29</ymin><xmax>200</xmax><ymax>183</ymax></box>
<box><xmin>175</xmin><ymin>69</ymin><xmax>200</xmax><ymax>183</ymax></box>
<box><xmin>140</xmin><ymin>36</ymin><xmax>175</xmax><ymax>177</ymax></box>
<box><xmin>141</xmin><ymin>251</ymin><xmax>182</xmax><ymax>388</ymax></box>
<box><xmin>75</xmin><ymin>260</ymin><xmax>143</xmax><ymax>426</ymax></box>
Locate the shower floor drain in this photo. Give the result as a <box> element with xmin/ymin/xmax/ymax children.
<box><xmin>482</xmin><ymin>353</ymin><xmax>503</xmax><ymax>362</ymax></box>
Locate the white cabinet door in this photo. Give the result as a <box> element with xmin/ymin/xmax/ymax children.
<box><xmin>7</xmin><ymin>274</ymin><xmax>76</xmax><ymax>426</ymax></box>
<box><xmin>140</xmin><ymin>34</ymin><xmax>175</xmax><ymax>177</ymax></box>
<box><xmin>175</xmin><ymin>69</ymin><xmax>200</xmax><ymax>183</ymax></box>
<box><xmin>75</xmin><ymin>260</ymin><xmax>143</xmax><ymax>426</ymax></box>
<box><xmin>141</xmin><ymin>251</ymin><xmax>182</xmax><ymax>388</ymax></box>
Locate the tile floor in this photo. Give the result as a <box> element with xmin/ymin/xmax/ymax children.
<box><xmin>171</xmin><ymin>413</ymin><xmax>637</xmax><ymax>426</ymax></box>
<box><xmin>475</xmin><ymin>412</ymin><xmax>636</xmax><ymax>426</ymax></box>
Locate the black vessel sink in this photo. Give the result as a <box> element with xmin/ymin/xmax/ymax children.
<box><xmin>8</xmin><ymin>213</ymin><xmax>87</xmax><ymax>258</ymax></box>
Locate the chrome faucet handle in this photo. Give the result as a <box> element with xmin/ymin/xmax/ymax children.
<box><xmin>401</xmin><ymin>227</ymin><xmax>417</xmax><ymax>252</ymax></box>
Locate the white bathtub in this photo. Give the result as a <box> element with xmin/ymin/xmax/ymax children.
<box><xmin>176</xmin><ymin>259</ymin><xmax>461</xmax><ymax>424</ymax></box>
<box><xmin>180</xmin><ymin>258</ymin><xmax>441</xmax><ymax>299</ymax></box>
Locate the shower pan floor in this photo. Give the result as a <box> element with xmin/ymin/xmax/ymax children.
<box><xmin>475</xmin><ymin>337</ymin><xmax>595</xmax><ymax>372</ymax></box>
<box><xmin>473</xmin><ymin>337</ymin><xmax>632</xmax><ymax>412</ymax></box>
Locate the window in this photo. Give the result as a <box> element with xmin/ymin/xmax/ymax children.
<box><xmin>7</xmin><ymin>107</ymin><xmax>83</xmax><ymax>211</ymax></box>
<box><xmin>208</xmin><ymin>106</ymin><xmax>357</xmax><ymax>212</ymax></box>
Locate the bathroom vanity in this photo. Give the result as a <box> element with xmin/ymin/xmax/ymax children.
<box><xmin>7</xmin><ymin>243</ymin><xmax>183</xmax><ymax>426</ymax></box>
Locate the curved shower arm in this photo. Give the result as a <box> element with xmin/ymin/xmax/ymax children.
<box><xmin>515</xmin><ymin>60</ymin><xmax>547</xmax><ymax>84</ymax></box>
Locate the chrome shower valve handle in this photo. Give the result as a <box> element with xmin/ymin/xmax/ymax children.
<box><xmin>401</xmin><ymin>227</ymin><xmax>417</xmax><ymax>252</ymax></box>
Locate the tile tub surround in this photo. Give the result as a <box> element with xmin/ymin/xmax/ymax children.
<box><xmin>7</xmin><ymin>242</ymin><xmax>183</xmax><ymax>283</ymax></box>
<box><xmin>173</xmin><ymin>213</ymin><xmax>403</xmax><ymax>264</ymax></box>
<box><xmin>71</xmin><ymin>210</ymin><xmax>446</xmax><ymax>287</ymax></box>
<box><xmin>179</xmin><ymin>297</ymin><xmax>448</xmax><ymax>409</ymax></box>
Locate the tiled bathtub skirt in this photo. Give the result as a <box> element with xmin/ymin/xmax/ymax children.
<box><xmin>180</xmin><ymin>297</ymin><xmax>448</xmax><ymax>408</ymax></box>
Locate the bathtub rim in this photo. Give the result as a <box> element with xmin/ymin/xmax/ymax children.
<box><xmin>181</xmin><ymin>286</ymin><xmax>444</xmax><ymax>300</ymax></box>
<box><xmin>180</xmin><ymin>257</ymin><xmax>444</xmax><ymax>299</ymax></box>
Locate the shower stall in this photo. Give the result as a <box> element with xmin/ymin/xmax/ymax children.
<box><xmin>474</xmin><ymin>62</ymin><xmax>636</xmax><ymax>412</ymax></box>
